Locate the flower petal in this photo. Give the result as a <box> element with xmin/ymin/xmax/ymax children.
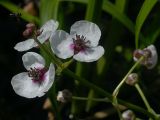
<box><xmin>14</xmin><ymin>39</ymin><xmax>36</xmax><ymax>51</ymax></box>
<box><xmin>22</xmin><ymin>52</ymin><xmax>45</xmax><ymax>70</ymax></box>
<box><xmin>51</xmin><ymin>34</ymin><xmax>74</xmax><ymax>59</ymax></box>
<box><xmin>37</xmin><ymin>63</ymin><xmax>55</xmax><ymax>97</ymax></box>
<box><xmin>11</xmin><ymin>72</ymin><xmax>40</xmax><ymax>98</ymax></box>
<box><xmin>38</xmin><ymin>20</ymin><xmax>59</xmax><ymax>43</ymax></box>
<box><xmin>146</xmin><ymin>45</ymin><xmax>158</xmax><ymax>69</ymax></box>
<box><xmin>73</xmin><ymin>46</ymin><xmax>104</xmax><ymax>62</ymax></box>
<box><xmin>70</xmin><ymin>20</ymin><xmax>101</xmax><ymax>47</ymax></box>
<box><xmin>50</xmin><ymin>30</ymin><xmax>69</xmax><ymax>54</ymax></box>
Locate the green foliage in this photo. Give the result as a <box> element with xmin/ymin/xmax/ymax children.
<box><xmin>135</xmin><ymin>0</ymin><xmax>158</xmax><ymax>48</ymax></box>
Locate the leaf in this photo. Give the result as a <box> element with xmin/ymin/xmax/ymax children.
<box><xmin>135</xmin><ymin>0</ymin><xmax>157</xmax><ymax>48</ymax></box>
<box><xmin>40</xmin><ymin>0</ymin><xmax>59</xmax><ymax>24</ymax></box>
<box><xmin>0</xmin><ymin>1</ymin><xmax>40</xmax><ymax>24</ymax></box>
<box><xmin>85</xmin><ymin>0</ymin><xmax>103</xmax><ymax>22</ymax></box>
<box><xmin>102</xmin><ymin>0</ymin><xmax>135</xmax><ymax>34</ymax></box>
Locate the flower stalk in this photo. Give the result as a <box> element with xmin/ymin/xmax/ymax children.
<box><xmin>112</xmin><ymin>56</ymin><xmax>144</xmax><ymax>97</ymax></box>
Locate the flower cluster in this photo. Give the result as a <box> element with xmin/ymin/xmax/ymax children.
<box><xmin>11</xmin><ymin>20</ymin><xmax>105</xmax><ymax>98</ymax></box>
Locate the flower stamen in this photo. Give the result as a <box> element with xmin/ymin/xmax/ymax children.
<box><xmin>28</xmin><ymin>67</ymin><xmax>47</xmax><ymax>84</ymax></box>
<box><xmin>72</xmin><ymin>34</ymin><xmax>90</xmax><ymax>54</ymax></box>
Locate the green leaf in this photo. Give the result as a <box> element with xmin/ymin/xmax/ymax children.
<box><xmin>85</xmin><ymin>0</ymin><xmax>103</xmax><ymax>22</ymax></box>
<box><xmin>102</xmin><ymin>0</ymin><xmax>134</xmax><ymax>34</ymax></box>
<box><xmin>135</xmin><ymin>0</ymin><xmax>157</xmax><ymax>48</ymax></box>
<box><xmin>40</xmin><ymin>0</ymin><xmax>59</xmax><ymax>24</ymax></box>
<box><xmin>0</xmin><ymin>1</ymin><xmax>40</xmax><ymax>24</ymax></box>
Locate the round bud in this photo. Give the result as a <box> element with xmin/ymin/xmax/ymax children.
<box><xmin>122</xmin><ymin>110</ymin><xmax>135</xmax><ymax>120</ymax></box>
<box><xmin>57</xmin><ymin>89</ymin><xmax>72</xmax><ymax>103</ymax></box>
<box><xmin>26</xmin><ymin>23</ymin><xmax>36</xmax><ymax>29</ymax></box>
<box><xmin>126</xmin><ymin>73</ymin><xmax>138</xmax><ymax>86</ymax></box>
<box><xmin>23</xmin><ymin>28</ymin><xmax>33</xmax><ymax>37</ymax></box>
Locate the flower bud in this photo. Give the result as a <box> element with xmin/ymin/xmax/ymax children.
<box><xmin>122</xmin><ymin>110</ymin><xmax>135</xmax><ymax>120</ymax></box>
<box><xmin>23</xmin><ymin>28</ymin><xmax>33</xmax><ymax>37</ymax></box>
<box><xmin>57</xmin><ymin>89</ymin><xmax>72</xmax><ymax>103</ymax></box>
<box><xmin>126</xmin><ymin>73</ymin><xmax>138</xmax><ymax>86</ymax></box>
<box><xmin>26</xmin><ymin>23</ymin><xmax>36</xmax><ymax>29</ymax></box>
<box><xmin>23</xmin><ymin>23</ymin><xmax>36</xmax><ymax>38</ymax></box>
<box><xmin>133</xmin><ymin>45</ymin><xmax>158</xmax><ymax>69</ymax></box>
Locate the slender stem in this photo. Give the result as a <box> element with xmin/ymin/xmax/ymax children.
<box><xmin>112</xmin><ymin>56</ymin><xmax>144</xmax><ymax>119</ymax></box>
<box><xmin>135</xmin><ymin>84</ymin><xmax>153</xmax><ymax>113</ymax></box>
<box><xmin>72</xmin><ymin>96</ymin><xmax>109</xmax><ymax>102</ymax></box>
<box><xmin>112</xmin><ymin>56</ymin><xmax>144</xmax><ymax>97</ymax></box>
<box><xmin>48</xmin><ymin>84</ymin><xmax>61</xmax><ymax>120</ymax></box>
<box><xmin>113</xmin><ymin>98</ymin><xmax>123</xmax><ymax>120</ymax></box>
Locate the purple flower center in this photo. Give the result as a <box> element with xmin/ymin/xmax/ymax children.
<box><xmin>72</xmin><ymin>34</ymin><xmax>90</xmax><ymax>54</ymax></box>
<box><xmin>28</xmin><ymin>67</ymin><xmax>47</xmax><ymax>84</ymax></box>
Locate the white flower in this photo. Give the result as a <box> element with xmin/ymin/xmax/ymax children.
<box><xmin>133</xmin><ymin>44</ymin><xmax>158</xmax><ymax>69</ymax></box>
<box><xmin>14</xmin><ymin>20</ymin><xmax>59</xmax><ymax>51</ymax></box>
<box><xmin>50</xmin><ymin>20</ymin><xmax>104</xmax><ymax>62</ymax></box>
<box><xmin>11</xmin><ymin>52</ymin><xmax>55</xmax><ymax>98</ymax></box>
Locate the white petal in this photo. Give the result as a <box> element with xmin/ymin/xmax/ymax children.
<box><xmin>37</xmin><ymin>64</ymin><xmax>55</xmax><ymax>97</ymax></box>
<box><xmin>147</xmin><ymin>45</ymin><xmax>158</xmax><ymax>69</ymax></box>
<box><xmin>50</xmin><ymin>30</ymin><xmax>69</xmax><ymax>54</ymax></box>
<box><xmin>11</xmin><ymin>72</ymin><xmax>40</xmax><ymax>98</ymax></box>
<box><xmin>70</xmin><ymin>20</ymin><xmax>101</xmax><ymax>47</ymax></box>
<box><xmin>14</xmin><ymin>39</ymin><xmax>37</xmax><ymax>51</ymax></box>
<box><xmin>53</xmin><ymin>35</ymin><xmax>74</xmax><ymax>59</ymax></box>
<box><xmin>37</xmin><ymin>31</ymin><xmax>51</xmax><ymax>43</ymax></box>
<box><xmin>38</xmin><ymin>20</ymin><xmax>59</xmax><ymax>43</ymax></box>
<box><xmin>22</xmin><ymin>52</ymin><xmax>45</xmax><ymax>70</ymax></box>
<box><xmin>73</xmin><ymin>46</ymin><xmax>104</xmax><ymax>62</ymax></box>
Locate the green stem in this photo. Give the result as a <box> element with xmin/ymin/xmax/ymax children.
<box><xmin>112</xmin><ymin>57</ymin><xmax>144</xmax><ymax>119</ymax></box>
<box><xmin>112</xmin><ymin>56</ymin><xmax>144</xmax><ymax>97</ymax></box>
<box><xmin>48</xmin><ymin>83</ymin><xmax>61</xmax><ymax>120</ymax></box>
<box><xmin>113</xmin><ymin>98</ymin><xmax>123</xmax><ymax>120</ymax></box>
<box><xmin>135</xmin><ymin>84</ymin><xmax>152</xmax><ymax>112</ymax></box>
<box><xmin>72</xmin><ymin>96</ymin><xmax>109</xmax><ymax>102</ymax></box>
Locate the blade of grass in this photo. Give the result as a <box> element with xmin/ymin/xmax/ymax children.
<box><xmin>85</xmin><ymin>0</ymin><xmax>103</xmax><ymax>22</ymax></box>
<box><xmin>135</xmin><ymin>0</ymin><xmax>157</xmax><ymax>48</ymax></box>
<box><xmin>0</xmin><ymin>1</ymin><xmax>40</xmax><ymax>24</ymax></box>
<box><xmin>40</xmin><ymin>0</ymin><xmax>59</xmax><ymax>24</ymax></box>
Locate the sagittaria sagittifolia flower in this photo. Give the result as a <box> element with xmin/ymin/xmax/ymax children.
<box><xmin>14</xmin><ymin>20</ymin><xmax>58</xmax><ymax>51</ymax></box>
<box><xmin>11</xmin><ymin>52</ymin><xmax>55</xmax><ymax>98</ymax></box>
<box><xmin>50</xmin><ymin>20</ymin><xmax>104</xmax><ymax>62</ymax></box>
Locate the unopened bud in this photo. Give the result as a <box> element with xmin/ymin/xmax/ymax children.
<box><xmin>57</xmin><ymin>89</ymin><xmax>72</xmax><ymax>103</ymax></box>
<box><xmin>26</xmin><ymin>23</ymin><xmax>36</xmax><ymax>29</ymax></box>
<box><xmin>133</xmin><ymin>45</ymin><xmax>158</xmax><ymax>69</ymax></box>
<box><xmin>126</xmin><ymin>73</ymin><xmax>138</xmax><ymax>86</ymax></box>
<box><xmin>122</xmin><ymin>110</ymin><xmax>135</xmax><ymax>120</ymax></box>
<box><xmin>23</xmin><ymin>28</ymin><xmax>33</xmax><ymax>37</ymax></box>
<box><xmin>23</xmin><ymin>23</ymin><xmax>36</xmax><ymax>38</ymax></box>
